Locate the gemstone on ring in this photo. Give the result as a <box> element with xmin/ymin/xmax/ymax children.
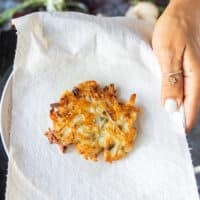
<box><xmin>168</xmin><ymin>76</ymin><xmax>177</xmax><ymax>85</ymax></box>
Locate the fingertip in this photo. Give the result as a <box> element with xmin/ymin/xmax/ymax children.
<box><xmin>185</xmin><ymin>112</ymin><xmax>197</xmax><ymax>134</ymax></box>
<box><xmin>185</xmin><ymin>123</ymin><xmax>193</xmax><ymax>134</ymax></box>
<box><xmin>185</xmin><ymin>128</ymin><xmax>191</xmax><ymax>134</ymax></box>
<box><xmin>185</xmin><ymin>126</ymin><xmax>192</xmax><ymax>134</ymax></box>
<box><xmin>184</xmin><ymin>99</ymin><xmax>199</xmax><ymax>134</ymax></box>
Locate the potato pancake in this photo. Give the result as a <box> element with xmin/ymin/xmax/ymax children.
<box><xmin>45</xmin><ymin>81</ymin><xmax>139</xmax><ymax>162</ymax></box>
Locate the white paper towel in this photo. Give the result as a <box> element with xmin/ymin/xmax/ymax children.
<box><xmin>6</xmin><ymin>12</ymin><xmax>199</xmax><ymax>200</ymax></box>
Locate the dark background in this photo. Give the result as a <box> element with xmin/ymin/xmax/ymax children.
<box><xmin>0</xmin><ymin>0</ymin><xmax>200</xmax><ymax>199</ymax></box>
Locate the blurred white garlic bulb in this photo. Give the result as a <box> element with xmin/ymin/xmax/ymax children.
<box><xmin>126</xmin><ymin>2</ymin><xmax>159</xmax><ymax>24</ymax></box>
<box><xmin>47</xmin><ymin>0</ymin><xmax>65</xmax><ymax>11</ymax></box>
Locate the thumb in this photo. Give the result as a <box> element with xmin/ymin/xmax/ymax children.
<box><xmin>155</xmin><ymin>48</ymin><xmax>184</xmax><ymax>112</ymax></box>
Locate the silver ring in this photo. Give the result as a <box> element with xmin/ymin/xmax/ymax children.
<box><xmin>163</xmin><ymin>70</ymin><xmax>183</xmax><ymax>85</ymax></box>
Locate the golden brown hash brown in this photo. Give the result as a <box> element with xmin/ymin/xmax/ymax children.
<box><xmin>45</xmin><ymin>80</ymin><xmax>139</xmax><ymax>162</ymax></box>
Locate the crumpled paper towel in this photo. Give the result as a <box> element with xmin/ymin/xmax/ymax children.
<box><xmin>6</xmin><ymin>12</ymin><xmax>199</xmax><ymax>200</ymax></box>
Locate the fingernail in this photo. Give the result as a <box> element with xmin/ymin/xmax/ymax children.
<box><xmin>164</xmin><ymin>98</ymin><xmax>178</xmax><ymax>113</ymax></box>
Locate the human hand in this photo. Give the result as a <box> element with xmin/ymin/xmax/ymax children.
<box><xmin>152</xmin><ymin>0</ymin><xmax>200</xmax><ymax>132</ymax></box>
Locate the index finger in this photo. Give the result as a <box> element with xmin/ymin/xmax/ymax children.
<box><xmin>183</xmin><ymin>47</ymin><xmax>200</xmax><ymax>132</ymax></box>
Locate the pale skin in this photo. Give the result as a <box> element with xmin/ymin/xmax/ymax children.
<box><xmin>152</xmin><ymin>0</ymin><xmax>200</xmax><ymax>132</ymax></box>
